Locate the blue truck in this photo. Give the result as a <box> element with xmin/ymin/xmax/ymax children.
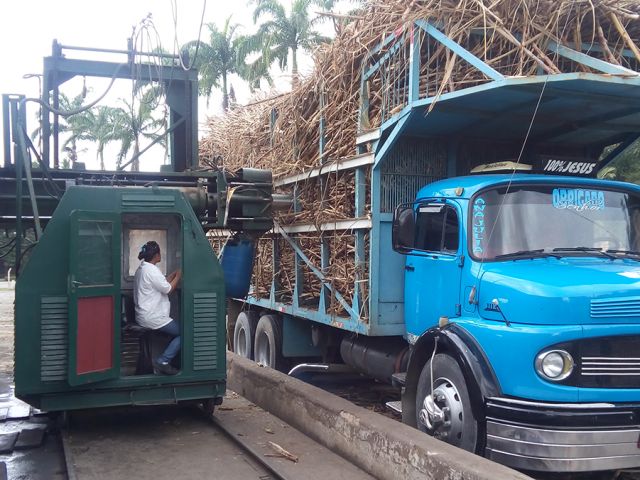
<box><xmin>227</xmin><ymin>20</ymin><xmax>640</xmax><ymax>473</ymax></box>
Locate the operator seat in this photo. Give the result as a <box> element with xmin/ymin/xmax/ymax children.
<box><xmin>122</xmin><ymin>294</ymin><xmax>154</xmax><ymax>374</ymax></box>
<box><xmin>122</xmin><ymin>294</ymin><xmax>178</xmax><ymax>375</ymax></box>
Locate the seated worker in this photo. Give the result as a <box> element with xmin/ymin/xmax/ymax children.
<box><xmin>133</xmin><ymin>240</ymin><xmax>182</xmax><ymax>375</ymax></box>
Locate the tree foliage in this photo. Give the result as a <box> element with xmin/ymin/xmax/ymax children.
<box><xmin>56</xmin><ymin>84</ymin><xmax>167</xmax><ymax>171</ymax></box>
<box><xmin>598</xmin><ymin>140</ymin><xmax>640</xmax><ymax>184</ymax></box>
<box><xmin>184</xmin><ymin>17</ymin><xmax>269</xmax><ymax>110</ymax></box>
<box><xmin>243</xmin><ymin>0</ymin><xmax>334</xmax><ymax>87</ymax></box>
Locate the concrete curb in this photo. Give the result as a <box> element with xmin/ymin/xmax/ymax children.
<box><xmin>227</xmin><ymin>353</ymin><xmax>532</xmax><ymax>480</ymax></box>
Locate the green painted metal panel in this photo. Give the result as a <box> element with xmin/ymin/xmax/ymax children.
<box><xmin>16</xmin><ymin>186</ymin><xmax>226</xmax><ymax>411</ymax></box>
<box><xmin>68</xmin><ymin>210</ymin><xmax>122</xmax><ymax>386</ymax></box>
<box><xmin>40</xmin><ymin>296</ymin><xmax>68</xmax><ymax>382</ymax></box>
<box><xmin>34</xmin><ymin>381</ymin><xmax>225</xmax><ymax>411</ymax></box>
<box><xmin>121</xmin><ymin>194</ymin><xmax>175</xmax><ymax>209</ymax></box>
<box><xmin>192</xmin><ymin>292</ymin><xmax>218</xmax><ymax>371</ymax></box>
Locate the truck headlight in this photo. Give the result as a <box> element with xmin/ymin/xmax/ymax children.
<box><xmin>535</xmin><ymin>350</ymin><xmax>574</xmax><ymax>381</ymax></box>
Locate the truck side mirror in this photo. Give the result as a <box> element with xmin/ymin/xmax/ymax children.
<box><xmin>392</xmin><ymin>204</ymin><xmax>415</xmax><ymax>253</ymax></box>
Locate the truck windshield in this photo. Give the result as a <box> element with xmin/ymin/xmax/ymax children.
<box><xmin>470</xmin><ymin>185</ymin><xmax>640</xmax><ymax>261</ymax></box>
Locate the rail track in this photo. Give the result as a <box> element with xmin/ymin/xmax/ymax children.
<box><xmin>60</xmin><ymin>403</ymin><xmax>296</xmax><ymax>480</ymax></box>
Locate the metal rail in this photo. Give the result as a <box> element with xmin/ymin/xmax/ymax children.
<box><xmin>207</xmin><ymin>412</ymin><xmax>292</xmax><ymax>480</ymax></box>
<box><xmin>59</xmin><ymin>406</ymin><xmax>293</xmax><ymax>480</ymax></box>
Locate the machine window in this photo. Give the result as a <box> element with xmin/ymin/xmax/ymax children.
<box><xmin>414</xmin><ymin>205</ymin><xmax>459</xmax><ymax>253</ymax></box>
<box><xmin>77</xmin><ymin>220</ymin><xmax>113</xmax><ymax>285</ymax></box>
<box><xmin>127</xmin><ymin>229</ymin><xmax>168</xmax><ymax>276</ymax></box>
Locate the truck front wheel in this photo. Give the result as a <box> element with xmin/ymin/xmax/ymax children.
<box><xmin>416</xmin><ymin>353</ymin><xmax>479</xmax><ymax>452</ymax></box>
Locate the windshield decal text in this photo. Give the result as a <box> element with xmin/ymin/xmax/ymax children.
<box><xmin>552</xmin><ymin>188</ymin><xmax>605</xmax><ymax>211</ymax></box>
<box><xmin>473</xmin><ymin>198</ymin><xmax>486</xmax><ymax>254</ymax></box>
<box><xmin>542</xmin><ymin>159</ymin><xmax>595</xmax><ymax>175</ymax></box>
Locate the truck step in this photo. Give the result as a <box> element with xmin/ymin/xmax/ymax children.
<box><xmin>391</xmin><ymin>372</ymin><xmax>406</xmax><ymax>388</ymax></box>
<box><xmin>385</xmin><ymin>401</ymin><xmax>402</xmax><ymax>415</ymax></box>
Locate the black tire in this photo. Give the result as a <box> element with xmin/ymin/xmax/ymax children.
<box><xmin>202</xmin><ymin>398</ymin><xmax>216</xmax><ymax>417</ymax></box>
<box><xmin>52</xmin><ymin>411</ymin><xmax>70</xmax><ymax>432</ymax></box>
<box><xmin>233</xmin><ymin>311</ymin><xmax>258</xmax><ymax>359</ymax></box>
<box><xmin>254</xmin><ymin>314</ymin><xmax>284</xmax><ymax>370</ymax></box>
<box><xmin>416</xmin><ymin>353</ymin><xmax>479</xmax><ymax>452</ymax></box>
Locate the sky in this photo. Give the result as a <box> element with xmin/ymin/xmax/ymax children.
<box><xmin>0</xmin><ymin>0</ymin><xmax>326</xmax><ymax>171</ymax></box>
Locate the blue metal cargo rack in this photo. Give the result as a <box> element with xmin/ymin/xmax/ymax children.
<box><xmin>241</xmin><ymin>19</ymin><xmax>640</xmax><ymax>336</ymax></box>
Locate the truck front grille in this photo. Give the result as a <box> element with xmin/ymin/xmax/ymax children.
<box><xmin>591</xmin><ymin>297</ymin><xmax>640</xmax><ymax>319</ymax></box>
<box><xmin>582</xmin><ymin>357</ymin><xmax>640</xmax><ymax>376</ymax></box>
<box><xmin>579</xmin><ymin>336</ymin><xmax>640</xmax><ymax>388</ymax></box>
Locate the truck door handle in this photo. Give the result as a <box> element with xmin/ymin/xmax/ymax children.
<box><xmin>405</xmin><ymin>265</ymin><xmax>415</xmax><ymax>272</ymax></box>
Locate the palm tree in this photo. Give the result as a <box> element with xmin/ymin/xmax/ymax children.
<box><xmin>184</xmin><ymin>17</ymin><xmax>267</xmax><ymax>111</ymax></box>
<box><xmin>108</xmin><ymin>89</ymin><xmax>167</xmax><ymax>171</ymax></box>
<box><xmin>245</xmin><ymin>0</ymin><xmax>333</xmax><ymax>88</ymax></box>
<box><xmin>91</xmin><ymin>106</ymin><xmax>122</xmax><ymax>171</ymax></box>
<box><xmin>316</xmin><ymin>1</ymin><xmax>363</xmax><ymax>35</ymax></box>
<box><xmin>57</xmin><ymin>93</ymin><xmax>96</xmax><ymax>168</ymax></box>
<box><xmin>52</xmin><ymin>81</ymin><xmax>168</xmax><ymax>171</ymax></box>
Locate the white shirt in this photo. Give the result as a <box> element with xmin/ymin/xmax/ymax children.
<box><xmin>133</xmin><ymin>261</ymin><xmax>172</xmax><ymax>329</ymax></box>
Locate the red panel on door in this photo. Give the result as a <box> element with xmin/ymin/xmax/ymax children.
<box><xmin>76</xmin><ymin>296</ymin><xmax>114</xmax><ymax>375</ymax></box>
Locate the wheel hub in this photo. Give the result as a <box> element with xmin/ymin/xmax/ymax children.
<box><xmin>255</xmin><ymin>332</ymin><xmax>270</xmax><ymax>366</ymax></box>
<box><xmin>419</xmin><ymin>377</ymin><xmax>464</xmax><ymax>442</ymax></box>
<box><xmin>236</xmin><ymin>328</ymin><xmax>247</xmax><ymax>357</ymax></box>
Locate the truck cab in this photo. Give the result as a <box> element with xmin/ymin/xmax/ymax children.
<box><xmin>394</xmin><ymin>173</ymin><xmax>640</xmax><ymax>472</ymax></box>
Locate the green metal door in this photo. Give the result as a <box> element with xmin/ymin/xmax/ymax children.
<box><xmin>68</xmin><ymin>211</ymin><xmax>121</xmax><ymax>386</ymax></box>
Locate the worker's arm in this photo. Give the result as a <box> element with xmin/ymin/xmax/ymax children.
<box><xmin>149</xmin><ymin>268</ymin><xmax>179</xmax><ymax>295</ymax></box>
<box><xmin>167</xmin><ymin>269</ymin><xmax>182</xmax><ymax>294</ymax></box>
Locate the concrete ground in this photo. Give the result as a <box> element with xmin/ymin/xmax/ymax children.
<box><xmin>66</xmin><ymin>394</ymin><xmax>373</xmax><ymax>480</ymax></box>
<box><xmin>65</xmin><ymin>402</ymin><xmax>275</xmax><ymax>480</ymax></box>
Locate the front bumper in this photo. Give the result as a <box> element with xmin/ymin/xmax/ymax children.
<box><xmin>485</xmin><ymin>397</ymin><xmax>640</xmax><ymax>472</ymax></box>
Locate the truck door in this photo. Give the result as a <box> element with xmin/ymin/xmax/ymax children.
<box><xmin>404</xmin><ymin>201</ymin><xmax>462</xmax><ymax>335</ymax></box>
<box><xmin>68</xmin><ymin>211</ymin><xmax>121</xmax><ymax>386</ymax></box>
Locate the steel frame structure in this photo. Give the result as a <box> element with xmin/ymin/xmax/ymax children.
<box><xmin>1</xmin><ymin>40</ymin><xmax>276</xmax><ymax>276</ymax></box>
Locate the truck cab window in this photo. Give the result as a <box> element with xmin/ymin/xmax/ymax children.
<box><xmin>414</xmin><ymin>205</ymin><xmax>459</xmax><ymax>253</ymax></box>
<box><xmin>472</xmin><ymin>186</ymin><xmax>640</xmax><ymax>260</ymax></box>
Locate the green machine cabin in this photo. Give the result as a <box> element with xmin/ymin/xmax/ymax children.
<box><xmin>15</xmin><ymin>186</ymin><xmax>227</xmax><ymax>410</ymax></box>
<box><xmin>2</xmin><ymin>41</ymin><xmax>279</xmax><ymax>411</ymax></box>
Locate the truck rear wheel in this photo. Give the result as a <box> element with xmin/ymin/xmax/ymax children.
<box><xmin>416</xmin><ymin>353</ymin><xmax>479</xmax><ymax>452</ymax></box>
<box><xmin>254</xmin><ymin>314</ymin><xmax>284</xmax><ymax>370</ymax></box>
<box><xmin>233</xmin><ymin>311</ymin><xmax>258</xmax><ymax>359</ymax></box>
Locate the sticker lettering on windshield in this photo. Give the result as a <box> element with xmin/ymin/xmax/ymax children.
<box><xmin>472</xmin><ymin>198</ymin><xmax>486</xmax><ymax>254</ymax></box>
<box><xmin>552</xmin><ymin>188</ymin><xmax>605</xmax><ymax>211</ymax></box>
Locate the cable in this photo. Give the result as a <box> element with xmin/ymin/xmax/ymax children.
<box><xmin>473</xmin><ymin>76</ymin><xmax>549</xmax><ymax>292</ymax></box>
<box><xmin>16</xmin><ymin>242</ymin><xmax>37</xmax><ymax>275</ymax></box>
<box><xmin>20</xmin><ymin>63</ymin><xmax>126</xmax><ymax>118</ymax></box>
<box><xmin>19</xmin><ymin>124</ymin><xmax>63</xmax><ymax>199</ymax></box>
<box><xmin>471</xmin><ymin>0</ymin><xmax>583</xmax><ymax>282</ymax></box>
<box><xmin>124</xmin><ymin>13</ymin><xmax>180</xmax><ymax>171</ymax></box>
<box><xmin>171</xmin><ymin>0</ymin><xmax>208</xmax><ymax>70</ymax></box>
<box><xmin>0</xmin><ymin>237</ymin><xmax>16</xmax><ymax>251</ymax></box>
<box><xmin>0</xmin><ymin>242</ymin><xmax>16</xmax><ymax>260</ymax></box>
